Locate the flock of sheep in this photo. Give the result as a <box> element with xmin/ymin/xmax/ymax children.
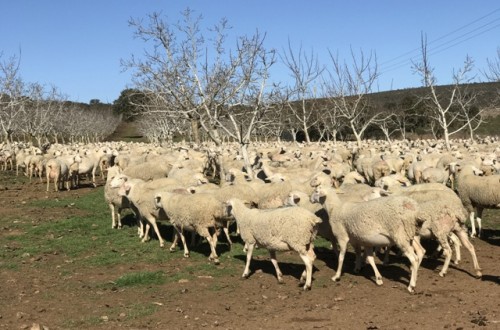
<box><xmin>1</xmin><ymin>136</ymin><xmax>499</xmax><ymax>293</ymax></box>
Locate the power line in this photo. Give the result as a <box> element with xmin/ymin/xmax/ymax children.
<box><xmin>379</xmin><ymin>7</ymin><xmax>500</xmax><ymax>67</ymax></box>
<box><xmin>378</xmin><ymin>11</ymin><xmax>500</xmax><ymax>76</ymax></box>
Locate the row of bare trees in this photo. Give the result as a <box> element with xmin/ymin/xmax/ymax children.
<box><xmin>0</xmin><ymin>53</ymin><xmax>121</xmax><ymax>147</ymax></box>
<box><xmin>122</xmin><ymin>10</ymin><xmax>499</xmax><ymax>158</ymax></box>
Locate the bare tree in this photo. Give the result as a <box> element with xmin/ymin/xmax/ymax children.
<box><xmin>280</xmin><ymin>41</ymin><xmax>324</xmax><ymax>143</ymax></box>
<box><xmin>124</xmin><ymin>9</ymin><xmax>277</xmax><ymax>177</ymax></box>
<box><xmin>412</xmin><ymin>35</ymin><xmax>483</xmax><ymax>149</ymax></box>
<box><xmin>0</xmin><ymin>52</ymin><xmax>25</xmax><ymax>146</ymax></box>
<box><xmin>483</xmin><ymin>47</ymin><xmax>500</xmax><ymax>82</ymax></box>
<box><xmin>19</xmin><ymin>84</ymin><xmax>66</xmax><ymax>147</ymax></box>
<box><xmin>324</xmin><ymin>48</ymin><xmax>381</xmax><ymax>148</ymax></box>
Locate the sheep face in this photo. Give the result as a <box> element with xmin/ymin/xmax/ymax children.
<box><xmin>310</xmin><ymin>187</ymin><xmax>327</xmax><ymax>204</ymax></box>
<box><xmin>109</xmin><ymin>174</ymin><xmax>128</xmax><ymax>189</ymax></box>
<box><xmin>224</xmin><ymin>200</ymin><xmax>235</xmax><ymax>218</ymax></box>
<box><xmin>284</xmin><ymin>192</ymin><xmax>301</xmax><ymax>207</ymax></box>
<box><xmin>117</xmin><ymin>182</ymin><xmax>132</xmax><ymax>197</ymax></box>
<box><xmin>154</xmin><ymin>193</ymin><xmax>163</xmax><ymax>210</ymax></box>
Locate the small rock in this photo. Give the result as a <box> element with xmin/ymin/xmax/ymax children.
<box><xmin>16</xmin><ymin>312</ymin><xmax>29</xmax><ymax>319</ymax></box>
<box><xmin>178</xmin><ymin>279</ymin><xmax>189</xmax><ymax>284</ymax></box>
<box><xmin>100</xmin><ymin>316</ymin><xmax>109</xmax><ymax>322</ymax></box>
<box><xmin>119</xmin><ymin>313</ymin><xmax>126</xmax><ymax>318</ymax></box>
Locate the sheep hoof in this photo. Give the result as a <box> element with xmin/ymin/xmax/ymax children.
<box><xmin>475</xmin><ymin>271</ymin><xmax>482</xmax><ymax>278</ymax></box>
<box><xmin>277</xmin><ymin>278</ymin><xmax>284</xmax><ymax>284</ymax></box>
<box><xmin>439</xmin><ymin>271</ymin><xmax>446</xmax><ymax>277</ymax></box>
<box><xmin>242</xmin><ymin>273</ymin><xmax>249</xmax><ymax>279</ymax></box>
<box><xmin>407</xmin><ymin>286</ymin><xmax>415</xmax><ymax>294</ymax></box>
<box><xmin>331</xmin><ymin>276</ymin><xmax>340</xmax><ymax>282</ymax></box>
<box><xmin>302</xmin><ymin>285</ymin><xmax>311</xmax><ymax>291</ymax></box>
<box><xmin>375</xmin><ymin>278</ymin><xmax>383</xmax><ymax>286</ymax></box>
<box><xmin>212</xmin><ymin>258</ymin><xmax>220</xmax><ymax>265</ymax></box>
<box><xmin>184</xmin><ymin>253</ymin><xmax>190</xmax><ymax>258</ymax></box>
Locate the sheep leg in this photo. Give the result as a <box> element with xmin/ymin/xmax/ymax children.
<box><xmin>449</xmin><ymin>233</ymin><xmax>461</xmax><ymax>264</ymax></box>
<box><xmin>91</xmin><ymin>168</ymin><xmax>97</xmax><ymax>187</ymax></box>
<box><xmin>206</xmin><ymin>228</ymin><xmax>220</xmax><ymax>264</ymax></box>
<box><xmin>137</xmin><ymin>218</ymin><xmax>145</xmax><ymax>238</ymax></box>
<box><xmin>175</xmin><ymin>226</ymin><xmax>190</xmax><ymax>258</ymax></box>
<box><xmin>364</xmin><ymin>247</ymin><xmax>383</xmax><ymax>286</ymax></box>
<box><xmin>353</xmin><ymin>245</ymin><xmax>363</xmax><ymax>273</ymax></box>
<box><xmin>267</xmin><ymin>250</ymin><xmax>284</xmax><ymax>284</ymax></box>
<box><xmin>400</xmin><ymin>243</ymin><xmax>419</xmax><ymax>293</ymax></box>
<box><xmin>170</xmin><ymin>231</ymin><xmax>180</xmax><ymax>252</ymax></box>
<box><xmin>383</xmin><ymin>246</ymin><xmax>391</xmax><ymax>265</ymax></box>
<box><xmin>109</xmin><ymin>204</ymin><xmax>117</xmax><ymax>229</ymax></box>
<box><xmin>412</xmin><ymin>237</ymin><xmax>426</xmax><ymax>269</ymax></box>
<box><xmin>469</xmin><ymin>211</ymin><xmax>477</xmax><ymax>237</ymax></box>
<box><xmin>222</xmin><ymin>222</ymin><xmax>233</xmax><ymax>249</ymax></box>
<box><xmin>435</xmin><ymin>234</ymin><xmax>452</xmax><ymax>277</ymax></box>
<box><xmin>299</xmin><ymin>249</ymin><xmax>315</xmax><ymax>290</ymax></box>
<box><xmin>141</xmin><ymin>222</ymin><xmax>151</xmax><ymax>242</ymax></box>
<box><xmin>332</xmin><ymin>239</ymin><xmax>348</xmax><ymax>282</ymax></box>
<box><xmin>299</xmin><ymin>244</ymin><xmax>316</xmax><ymax>284</ymax></box>
<box><xmin>454</xmin><ymin>228</ymin><xmax>482</xmax><ymax>278</ymax></box>
<box><xmin>242</xmin><ymin>243</ymin><xmax>255</xmax><ymax>279</ymax></box>
<box><xmin>476</xmin><ymin>208</ymin><xmax>483</xmax><ymax>238</ymax></box>
<box><xmin>115</xmin><ymin>207</ymin><xmax>123</xmax><ymax>229</ymax></box>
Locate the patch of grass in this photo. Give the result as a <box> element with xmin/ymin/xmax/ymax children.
<box><xmin>114</xmin><ymin>270</ymin><xmax>166</xmax><ymax>287</ymax></box>
<box><xmin>63</xmin><ymin>315</ymin><xmax>104</xmax><ymax>329</ymax></box>
<box><xmin>124</xmin><ymin>303</ymin><xmax>159</xmax><ymax>320</ymax></box>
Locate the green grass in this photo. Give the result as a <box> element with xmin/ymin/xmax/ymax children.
<box><xmin>114</xmin><ymin>270</ymin><xmax>166</xmax><ymax>287</ymax></box>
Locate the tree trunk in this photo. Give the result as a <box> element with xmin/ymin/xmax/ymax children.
<box><xmin>240</xmin><ymin>142</ymin><xmax>254</xmax><ymax>180</ymax></box>
<box><xmin>190</xmin><ymin>118</ymin><xmax>200</xmax><ymax>144</ymax></box>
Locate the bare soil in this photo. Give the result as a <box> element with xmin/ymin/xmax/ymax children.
<box><xmin>0</xmin><ymin>173</ymin><xmax>499</xmax><ymax>330</ymax></box>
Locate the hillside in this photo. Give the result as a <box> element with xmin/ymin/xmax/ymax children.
<box><xmin>108</xmin><ymin>82</ymin><xmax>500</xmax><ymax>141</ymax></box>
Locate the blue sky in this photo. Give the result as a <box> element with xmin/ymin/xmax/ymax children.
<box><xmin>2</xmin><ymin>1</ymin><xmax>499</xmax><ymax>104</ymax></box>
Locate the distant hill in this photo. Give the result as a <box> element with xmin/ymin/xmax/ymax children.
<box><xmin>106</xmin><ymin>121</ymin><xmax>147</xmax><ymax>142</ymax></box>
<box><xmin>107</xmin><ymin>82</ymin><xmax>500</xmax><ymax>142</ymax></box>
<box><xmin>368</xmin><ymin>81</ymin><xmax>500</xmax><ymax>118</ymax></box>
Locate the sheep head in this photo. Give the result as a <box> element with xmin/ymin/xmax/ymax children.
<box><xmin>310</xmin><ymin>186</ymin><xmax>327</xmax><ymax>204</ymax></box>
<box><xmin>109</xmin><ymin>174</ymin><xmax>128</xmax><ymax>189</ymax></box>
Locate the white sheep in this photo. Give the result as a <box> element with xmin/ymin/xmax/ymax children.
<box><xmin>154</xmin><ymin>190</ymin><xmax>227</xmax><ymax>264</ymax></box>
<box><xmin>310</xmin><ymin>185</ymin><xmax>422</xmax><ymax>293</ymax></box>
<box><xmin>453</xmin><ymin>163</ymin><xmax>500</xmax><ymax>238</ymax></box>
<box><xmin>421</xmin><ymin>164</ymin><xmax>453</xmax><ymax>187</ymax></box>
<box><xmin>45</xmin><ymin>158</ymin><xmax>70</xmax><ymax>192</ymax></box>
<box><xmin>110</xmin><ymin>174</ymin><xmax>169</xmax><ymax>247</ymax></box>
<box><xmin>104</xmin><ymin>166</ymin><xmax>133</xmax><ymax>229</ymax></box>
<box><xmin>225</xmin><ymin>198</ymin><xmax>321</xmax><ymax>290</ymax></box>
<box><xmin>122</xmin><ymin>161</ymin><xmax>172</xmax><ymax>181</ymax></box>
<box><xmin>395</xmin><ymin>187</ymin><xmax>482</xmax><ymax>278</ymax></box>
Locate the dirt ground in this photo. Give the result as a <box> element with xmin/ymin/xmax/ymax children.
<box><xmin>0</xmin><ymin>173</ymin><xmax>499</xmax><ymax>330</ymax></box>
